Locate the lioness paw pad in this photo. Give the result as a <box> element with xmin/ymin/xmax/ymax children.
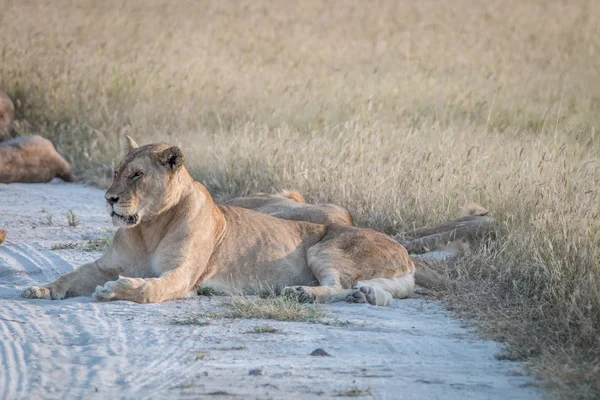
<box><xmin>346</xmin><ymin>286</ymin><xmax>377</xmax><ymax>305</ymax></box>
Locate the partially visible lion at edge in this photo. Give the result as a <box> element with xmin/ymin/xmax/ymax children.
<box><xmin>0</xmin><ymin>136</ymin><xmax>74</xmax><ymax>183</ymax></box>
<box><xmin>23</xmin><ymin>136</ymin><xmax>440</xmax><ymax>306</ymax></box>
<box><xmin>0</xmin><ymin>90</ymin><xmax>74</xmax><ymax>184</ymax></box>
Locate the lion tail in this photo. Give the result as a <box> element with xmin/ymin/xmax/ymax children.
<box><xmin>411</xmin><ymin>258</ymin><xmax>458</xmax><ymax>290</ymax></box>
<box><xmin>410</xmin><ymin>240</ymin><xmax>468</xmax><ymax>289</ymax></box>
<box><xmin>279</xmin><ymin>190</ymin><xmax>306</xmax><ymax>203</ymax></box>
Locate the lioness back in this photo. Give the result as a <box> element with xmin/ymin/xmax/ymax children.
<box><xmin>220</xmin><ymin>192</ymin><xmax>353</xmax><ymax>226</ymax></box>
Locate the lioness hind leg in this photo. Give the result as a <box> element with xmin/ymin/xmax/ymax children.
<box><xmin>283</xmin><ymin>248</ymin><xmax>351</xmax><ymax>303</ymax></box>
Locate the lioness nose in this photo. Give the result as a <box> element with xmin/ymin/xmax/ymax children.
<box><xmin>106</xmin><ymin>196</ymin><xmax>119</xmax><ymax>205</ymax></box>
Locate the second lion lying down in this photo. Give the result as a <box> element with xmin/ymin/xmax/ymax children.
<box><xmin>22</xmin><ymin>136</ymin><xmax>416</xmax><ymax>306</ymax></box>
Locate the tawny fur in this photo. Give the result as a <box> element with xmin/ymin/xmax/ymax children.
<box><xmin>0</xmin><ymin>136</ymin><xmax>74</xmax><ymax>183</ymax></box>
<box><xmin>0</xmin><ymin>229</ymin><xmax>6</xmax><ymax>246</ymax></box>
<box><xmin>222</xmin><ymin>191</ymin><xmax>472</xmax><ymax>289</ymax></box>
<box><xmin>463</xmin><ymin>203</ymin><xmax>489</xmax><ymax>217</ymax></box>
<box><xmin>21</xmin><ymin>136</ymin><xmax>415</xmax><ymax>306</ymax></box>
<box><xmin>280</xmin><ymin>190</ymin><xmax>306</xmax><ymax>203</ymax></box>
<box><xmin>219</xmin><ymin>191</ymin><xmax>354</xmax><ymax>226</ymax></box>
<box><xmin>394</xmin><ymin>212</ymin><xmax>503</xmax><ymax>255</ymax></box>
<box><xmin>0</xmin><ymin>90</ymin><xmax>15</xmax><ymax>140</ymax></box>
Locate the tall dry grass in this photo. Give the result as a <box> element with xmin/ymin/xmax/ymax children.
<box><xmin>1</xmin><ymin>0</ymin><xmax>599</xmax><ymax>396</ymax></box>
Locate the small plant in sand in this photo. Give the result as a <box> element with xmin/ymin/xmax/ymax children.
<box><xmin>50</xmin><ymin>237</ymin><xmax>112</xmax><ymax>252</ymax></box>
<box><xmin>245</xmin><ymin>325</ymin><xmax>281</xmax><ymax>334</ymax></box>
<box><xmin>80</xmin><ymin>237</ymin><xmax>112</xmax><ymax>252</ymax></box>
<box><xmin>228</xmin><ymin>295</ymin><xmax>324</xmax><ymax>322</ymax></box>
<box><xmin>66</xmin><ymin>209</ymin><xmax>79</xmax><ymax>227</ymax></box>
<box><xmin>333</xmin><ymin>387</ymin><xmax>373</xmax><ymax>397</ymax></box>
<box><xmin>41</xmin><ymin>208</ymin><xmax>53</xmax><ymax>225</ymax></box>
<box><xmin>50</xmin><ymin>242</ymin><xmax>79</xmax><ymax>251</ymax></box>
<box><xmin>177</xmin><ymin>295</ymin><xmax>352</xmax><ymax>325</ymax></box>
<box><xmin>171</xmin><ymin>315</ymin><xmax>212</xmax><ymax>326</ymax></box>
<box><xmin>196</xmin><ymin>286</ymin><xmax>220</xmax><ymax>296</ymax></box>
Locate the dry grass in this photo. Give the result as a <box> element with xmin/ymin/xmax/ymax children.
<box><xmin>182</xmin><ymin>296</ymin><xmax>327</xmax><ymax>324</ymax></box>
<box><xmin>245</xmin><ymin>325</ymin><xmax>281</xmax><ymax>334</ymax></box>
<box><xmin>50</xmin><ymin>237</ymin><xmax>112</xmax><ymax>252</ymax></box>
<box><xmin>1</xmin><ymin>0</ymin><xmax>599</xmax><ymax>396</ymax></box>
<box><xmin>229</xmin><ymin>296</ymin><xmax>325</xmax><ymax>322</ymax></box>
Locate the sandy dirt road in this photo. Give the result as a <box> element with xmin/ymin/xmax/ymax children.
<box><xmin>0</xmin><ymin>182</ymin><xmax>541</xmax><ymax>399</ymax></box>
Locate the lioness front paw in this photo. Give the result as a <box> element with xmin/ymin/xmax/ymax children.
<box><xmin>21</xmin><ymin>285</ymin><xmax>66</xmax><ymax>300</ymax></box>
<box><xmin>283</xmin><ymin>286</ymin><xmax>316</xmax><ymax>303</ymax></box>
<box><xmin>93</xmin><ymin>277</ymin><xmax>146</xmax><ymax>302</ymax></box>
<box><xmin>93</xmin><ymin>280</ymin><xmax>119</xmax><ymax>302</ymax></box>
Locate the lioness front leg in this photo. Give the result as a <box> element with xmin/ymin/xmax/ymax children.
<box><xmin>22</xmin><ymin>261</ymin><xmax>118</xmax><ymax>300</ymax></box>
<box><xmin>93</xmin><ymin>266</ymin><xmax>197</xmax><ymax>304</ymax></box>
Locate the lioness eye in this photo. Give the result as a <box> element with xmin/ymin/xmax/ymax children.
<box><xmin>131</xmin><ymin>171</ymin><xmax>144</xmax><ymax>180</ymax></box>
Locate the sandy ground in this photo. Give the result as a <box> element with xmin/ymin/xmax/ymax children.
<box><xmin>0</xmin><ymin>182</ymin><xmax>541</xmax><ymax>399</ymax></box>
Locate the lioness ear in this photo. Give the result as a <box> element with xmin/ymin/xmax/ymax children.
<box><xmin>158</xmin><ymin>146</ymin><xmax>184</xmax><ymax>172</ymax></box>
<box><xmin>121</xmin><ymin>135</ymin><xmax>139</xmax><ymax>156</ymax></box>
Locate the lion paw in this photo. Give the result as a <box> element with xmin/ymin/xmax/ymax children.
<box><xmin>346</xmin><ymin>286</ymin><xmax>377</xmax><ymax>305</ymax></box>
<box><xmin>283</xmin><ymin>286</ymin><xmax>316</xmax><ymax>303</ymax></box>
<box><xmin>93</xmin><ymin>280</ymin><xmax>119</xmax><ymax>302</ymax></box>
<box><xmin>93</xmin><ymin>277</ymin><xmax>146</xmax><ymax>302</ymax></box>
<box><xmin>21</xmin><ymin>285</ymin><xmax>65</xmax><ymax>300</ymax></box>
<box><xmin>346</xmin><ymin>286</ymin><xmax>392</xmax><ymax>307</ymax></box>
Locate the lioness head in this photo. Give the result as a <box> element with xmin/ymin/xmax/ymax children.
<box><xmin>105</xmin><ymin>136</ymin><xmax>185</xmax><ymax>228</ymax></box>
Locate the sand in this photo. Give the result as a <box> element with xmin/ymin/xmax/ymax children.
<box><xmin>0</xmin><ymin>182</ymin><xmax>541</xmax><ymax>399</ymax></box>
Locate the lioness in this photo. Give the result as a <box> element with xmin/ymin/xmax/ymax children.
<box><xmin>0</xmin><ymin>136</ymin><xmax>74</xmax><ymax>183</ymax></box>
<box><xmin>22</xmin><ymin>136</ymin><xmax>416</xmax><ymax>306</ymax></box>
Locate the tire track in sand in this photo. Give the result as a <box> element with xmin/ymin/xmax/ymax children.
<box><xmin>0</xmin><ymin>314</ymin><xmax>29</xmax><ymax>399</ymax></box>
